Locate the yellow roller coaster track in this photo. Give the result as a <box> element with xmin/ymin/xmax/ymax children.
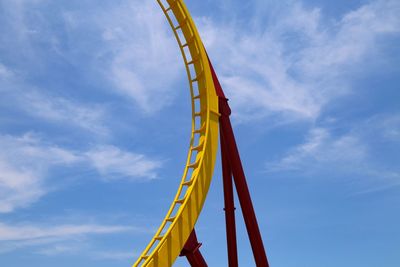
<box><xmin>133</xmin><ymin>0</ymin><xmax>220</xmax><ymax>266</ymax></box>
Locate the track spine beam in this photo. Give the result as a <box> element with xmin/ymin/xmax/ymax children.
<box><xmin>134</xmin><ymin>1</ymin><xmax>270</xmax><ymax>266</ymax></box>
<box><xmin>133</xmin><ymin>1</ymin><xmax>219</xmax><ymax>266</ymax></box>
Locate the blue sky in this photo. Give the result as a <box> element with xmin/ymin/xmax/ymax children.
<box><xmin>0</xmin><ymin>0</ymin><xmax>399</xmax><ymax>266</ymax></box>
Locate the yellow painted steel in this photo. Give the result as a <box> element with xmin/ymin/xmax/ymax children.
<box><xmin>132</xmin><ymin>0</ymin><xmax>219</xmax><ymax>266</ymax></box>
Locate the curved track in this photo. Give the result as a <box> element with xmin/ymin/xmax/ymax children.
<box><xmin>133</xmin><ymin>0</ymin><xmax>219</xmax><ymax>266</ymax></box>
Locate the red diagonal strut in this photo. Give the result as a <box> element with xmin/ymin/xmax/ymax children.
<box><xmin>181</xmin><ymin>55</ymin><xmax>270</xmax><ymax>267</ymax></box>
<box><xmin>180</xmin><ymin>229</ymin><xmax>207</xmax><ymax>267</ymax></box>
<box><xmin>210</xmin><ymin>57</ymin><xmax>270</xmax><ymax>267</ymax></box>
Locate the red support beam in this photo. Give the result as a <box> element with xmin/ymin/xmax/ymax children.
<box><xmin>219</xmin><ymin>97</ymin><xmax>269</xmax><ymax>267</ymax></box>
<box><xmin>180</xmin><ymin>229</ymin><xmax>208</xmax><ymax>267</ymax></box>
<box><xmin>181</xmin><ymin>52</ymin><xmax>269</xmax><ymax>267</ymax></box>
<box><xmin>220</xmin><ymin>123</ymin><xmax>239</xmax><ymax>267</ymax></box>
<box><xmin>208</xmin><ymin>57</ymin><xmax>270</xmax><ymax>267</ymax></box>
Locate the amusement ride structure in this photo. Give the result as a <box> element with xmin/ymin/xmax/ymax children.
<box><xmin>133</xmin><ymin>1</ymin><xmax>269</xmax><ymax>266</ymax></box>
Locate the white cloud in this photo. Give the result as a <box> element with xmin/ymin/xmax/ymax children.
<box><xmin>91</xmin><ymin>250</ymin><xmax>136</xmax><ymax>260</ymax></box>
<box><xmin>0</xmin><ymin>0</ymin><xmax>49</xmax><ymax>65</ymax></box>
<box><xmin>105</xmin><ymin>2</ymin><xmax>182</xmax><ymax>113</ymax></box>
<box><xmin>21</xmin><ymin>91</ymin><xmax>108</xmax><ymax>135</ymax></box>
<box><xmin>37</xmin><ymin>246</ymin><xmax>137</xmax><ymax>260</ymax></box>
<box><xmin>199</xmin><ymin>0</ymin><xmax>400</xmax><ymax>122</ymax></box>
<box><xmin>0</xmin><ymin>63</ymin><xmax>13</xmax><ymax>79</ymax></box>
<box><xmin>86</xmin><ymin>145</ymin><xmax>163</xmax><ymax>181</ymax></box>
<box><xmin>2</xmin><ymin>0</ymin><xmax>398</xmax><ymax>121</ymax></box>
<box><xmin>0</xmin><ymin>0</ymin><xmax>180</xmax><ymax>137</ymax></box>
<box><xmin>266</xmin><ymin>128</ymin><xmax>368</xmax><ymax>172</ymax></box>
<box><xmin>34</xmin><ymin>244</ymin><xmax>137</xmax><ymax>260</ymax></box>
<box><xmin>266</xmin><ymin>113</ymin><xmax>400</xmax><ymax>191</ymax></box>
<box><xmin>369</xmin><ymin>113</ymin><xmax>400</xmax><ymax>142</ymax></box>
<box><xmin>0</xmin><ymin>161</ymin><xmax>44</xmax><ymax>214</ymax></box>
<box><xmin>67</xmin><ymin>0</ymin><xmax>182</xmax><ymax>114</ymax></box>
<box><xmin>0</xmin><ymin>64</ymin><xmax>108</xmax><ymax>135</ymax></box>
<box><xmin>298</xmin><ymin>0</ymin><xmax>400</xmax><ymax>74</ymax></box>
<box><xmin>0</xmin><ymin>133</ymin><xmax>80</xmax><ymax>213</ymax></box>
<box><xmin>35</xmin><ymin>244</ymin><xmax>84</xmax><ymax>256</ymax></box>
<box><xmin>0</xmin><ymin>2</ymin><xmax>109</xmax><ymax>135</ymax></box>
<box><xmin>0</xmin><ymin>223</ymin><xmax>131</xmax><ymax>241</ymax></box>
<box><xmin>0</xmin><ymin>133</ymin><xmax>163</xmax><ymax>213</ymax></box>
<box><xmin>0</xmin><ymin>220</ymin><xmax>140</xmax><ymax>255</ymax></box>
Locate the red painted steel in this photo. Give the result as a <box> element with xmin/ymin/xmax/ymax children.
<box><xmin>219</xmin><ymin>98</ymin><xmax>269</xmax><ymax>267</ymax></box>
<box><xmin>209</xmin><ymin>58</ymin><xmax>226</xmax><ymax>98</ymax></box>
<box><xmin>180</xmin><ymin>56</ymin><xmax>269</xmax><ymax>267</ymax></box>
<box><xmin>180</xmin><ymin>230</ymin><xmax>208</xmax><ymax>267</ymax></box>
<box><xmin>220</xmin><ymin>120</ymin><xmax>239</xmax><ymax>267</ymax></box>
<box><xmin>209</xmin><ymin>58</ymin><xmax>270</xmax><ymax>267</ymax></box>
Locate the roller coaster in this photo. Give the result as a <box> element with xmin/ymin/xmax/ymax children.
<box><xmin>133</xmin><ymin>1</ymin><xmax>269</xmax><ymax>266</ymax></box>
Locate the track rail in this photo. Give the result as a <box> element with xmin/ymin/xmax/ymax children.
<box><xmin>133</xmin><ymin>0</ymin><xmax>219</xmax><ymax>266</ymax></box>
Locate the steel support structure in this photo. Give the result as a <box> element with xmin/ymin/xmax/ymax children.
<box><xmin>220</xmin><ymin>122</ymin><xmax>239</xmax><ymax>267</ymax></box>
<box><xmin>180</xmin><ymin>230</ymin><xmax>208</xmax><ymax>267</ymax></box>
<box><xmin>211</xmin><ymin>58</ymin><xmax>269</xmax><ymax>267</ymax></box>
<box><xmin>180</xmin><ymin>58</ymin><xmax>269</xmax><ymax>267</ymax></box>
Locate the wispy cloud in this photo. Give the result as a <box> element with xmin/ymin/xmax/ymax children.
<box><xmin>61</xmin><ymin>1</ymin><xmax>182</xmax><ymax>114</ymax></box>
<box><xmin>0</xmin><ymin>133</ymin><xmax>162</xmax><ymax>213</ymax></box>
<box><xmin>266</xmin><ymin>112</ymin><xmax>400</xmax><ymax>191</ymax></box>
<box><xmin>0</xmin><ymin>161</ymin><xmax>45</xmax><ymax>214</ymax></box>
<box><xmin>0</xmin><ymin>133</ymin><xmax>79</xmax><ymax>213</ymax></box>
<box><xmin>0</xmin><ymin>0</ymin><xmax>44</xmax><ymax>62</ymax></box>
<box><xmin>367</xmin><ymin>113</ymin><xmax>400</xmax><ymax>142</ymax></box>
<box><xmin>0</xmin><ymin>63</ymin><xmax>13</xmax><ymax>79</ymax></box>
<box><xmin>0</xmin><ymin>220</ymin><xmax>142</xmax><ymax>255</ymax></box>
<box><xmin>0</xmin><ymin>0</ymin><xmax>183</xmax><ymax>138</ymax></box>
<box><xmin>0</xmin><ymin>222</ymin><xmax>131</xmax><ymax>242</ymax></box>
<box><xmin>91</xmin><ymin>250</ymin><xmax>137</xmax><ymax>260</ymax></box>
<box><xmin>199</xmin><ymin>0</ymin><xmax>400</xmax><ymax>122</ymax></box>
<box><xmin>266</xmin><ymin>128</ymin><xmax>367</xmax><ymax>172</ymax></box>
<box><xmin>86</xmin><ymin>145</ymin><xmax>163</xmax><ymax>181</ymax></box>
<box><xmin>36</xmin><ymin>246</ymin><xmax>137</xmax><ymax>260</ymax></box>
<box><xmin>21</xmin><ymin>91</ymin><xmax>108</xmax><ymax>135</ymax></box>
<box><xmin>0</xmin><ymin>65</ymin><xmax>108</xmax><ymax>135</ymax></box>
<box><xmin>35</xmin><ymin>244</ymin><xmax>85</xmax><ymax>256</ymax></box>
<box><xmin>99</xmin><ymin>1</ymin><xmax>182</xmax><ymax>113</ymax></box>
<box><xmin>2</xmin><ymin>0</ymin><xmax>398</xmax><ymax>122</ymax></box>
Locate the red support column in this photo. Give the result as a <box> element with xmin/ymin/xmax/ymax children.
<box><xmin>219</xmin><ymin>98</ymin><xmax>269</xmax><ymax>267</ymax></box>
<box><xmin>220</xmin><ymin>123</ymin><xmax>239</xmax><ymax>267</ymax></box>
<box><xmin>180</xmin><ymin>230</ymin><xmax>208</xmax><ymax>267</ymax></box>
<box><xmin>208</xmin><ymin>56</ymin><xmax>270</xmax><ymax>267</ymax></box>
